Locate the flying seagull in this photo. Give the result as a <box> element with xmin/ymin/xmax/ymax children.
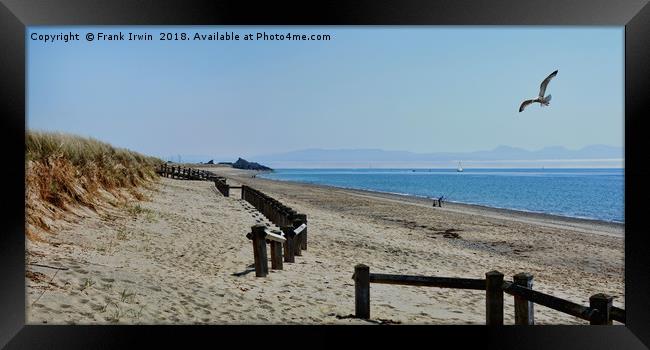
<box><xmin>519</xmin><ymin>70</ymin><xmax>558</xmax><ymax>112</ymax></box>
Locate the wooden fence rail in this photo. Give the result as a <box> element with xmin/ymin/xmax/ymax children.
<box><xmin>352</xmin><ymin>265</ymin><xmax>625</xmax><ymax>325</ymax></box>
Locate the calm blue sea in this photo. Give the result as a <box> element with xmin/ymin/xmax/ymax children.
<box><xmin>258</xmin><ymin>168</ymin><xmax>624</xmax><ymax>223</ymax></box>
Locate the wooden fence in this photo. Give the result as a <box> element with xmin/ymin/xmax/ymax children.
<box><xmin>214</xmin><ymin>177</ymin><xmax>230</xmax><ymax>197</ymax></box>
<box><xmin>157</xmin><ymin>164</ymin><xmax>238</xmax><ymax>197</ymax></box>
<box><xmin>352</xmin><ymin>265</ymin><xmax>625</xmax><ymax>325</ymax></box>
<box><xmin>157</xmin><ymin>164</ymin><xmax>218</xmax><ymax>181</ymax></box>
<box><xmin>241</xmin><ymin>185</ymin><xmax>308</xmax><ymax>252</ymax></box>
<box><xmin>245</xmin><ymin>223</ymin><xmax>307</xmax><ymax>277</ymax></box>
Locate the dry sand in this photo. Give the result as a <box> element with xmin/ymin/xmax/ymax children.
<box><xmin>26</xmin><ymin>166</ymin><xmax>624</xmax><ymax>325</ymax></box>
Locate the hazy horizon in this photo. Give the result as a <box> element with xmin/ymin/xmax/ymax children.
<box><xmin>150</xmin><ymin>143</ymin><xmax>623</xmax><ymax>168</ymax></box>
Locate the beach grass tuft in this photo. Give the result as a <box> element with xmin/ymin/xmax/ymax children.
<box><xmin>26</xmin><ymin>130</ymin><xmax>163</xmax><ymax>239</ymax></box>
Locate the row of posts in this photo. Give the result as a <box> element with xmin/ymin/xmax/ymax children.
<box><xmin>241</xmin><ymin>185</ymin><xmax>308</xmax><ymax>250</ymax></box>
<box><xmin>483</xmin><ymin>271</ymin><xmax>615</xmax><ymax>325</ymax></box>
<box><xmin>247</xmin><ymin>222</ymin><xmax>307</xmax><ymax>277</ymax></box>
<box><xmin>354</xmin><ymin>266</ymin><xmax>616</xmax><ymax>325</ymax></box>
<box><xmin>158</xmin><ymin>164</ymin><xmax>214</xmax><ymax>181</ymax></box>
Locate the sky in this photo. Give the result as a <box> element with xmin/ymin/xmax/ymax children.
<box><xmin>27</xmin><ymin>26</ymin><xmax>624</xmax><ymax>162</ymax></box>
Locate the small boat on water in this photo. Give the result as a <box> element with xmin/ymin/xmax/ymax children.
<box><xmin>457</xmin><ymin>161</ymin><xmax>463</xmax><ymax>172</ymax></box>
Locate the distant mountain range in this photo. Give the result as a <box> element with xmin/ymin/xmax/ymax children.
<box><xmin>249</xmin><ymin>145</ymin><xmax>623</xmax><ymax>163</ymax></box>
<box><xmin>250</xmin><ymin>145</ymin><xmax>624</xmax><ymax>167</ymax></box>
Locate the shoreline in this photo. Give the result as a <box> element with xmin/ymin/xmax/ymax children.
<box><xmin>210</xmin><ymin>167</ymin><xmax>623</xmax><ymax>237</ymax></box>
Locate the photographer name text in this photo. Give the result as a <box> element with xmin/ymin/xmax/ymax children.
<box><xmin>30</xmin><ymin>31</ymin><xmax>332</xmax><ymax>44</ymax></box>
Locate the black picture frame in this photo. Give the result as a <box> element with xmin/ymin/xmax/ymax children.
<box><xmin>1</xmin><ymin>0</ymin><xmax>649</xmax><ymax>348</ymax></box>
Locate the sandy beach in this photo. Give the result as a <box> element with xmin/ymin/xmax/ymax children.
<box><xmin>26</xmin><ymin>165</ymin><xmax>624</xmax><ymax>325</ymax></box>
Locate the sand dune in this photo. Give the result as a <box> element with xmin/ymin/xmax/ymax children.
<box><xmin>26</xmin><ymin>168</ymin><xmax>624</xmax><ymax>325</ymax></box>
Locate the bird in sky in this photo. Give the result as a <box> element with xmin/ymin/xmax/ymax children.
<box><xmin>519</xmin><ymin>70</ymin><xmax>558</xmax><ymax>112</ymax></box>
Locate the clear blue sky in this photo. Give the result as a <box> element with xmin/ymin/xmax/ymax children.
<box><xmin>27</xmin><ymin>26</ymin><xmax>623</xmax><ymax>161</ymax></box>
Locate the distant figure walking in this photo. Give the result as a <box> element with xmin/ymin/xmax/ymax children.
<box><xmin>433</xmin><ymin>195</ymin><xmax>445</xmax><ymax>207</ymax></box>
<box><xmin>519</xmin><ymin>70</ymin><xmax>558</xmax><ymax>112</ymax></box>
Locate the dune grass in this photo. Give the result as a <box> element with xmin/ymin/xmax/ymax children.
<box><xmin>26</xmin><ymin>131</ymin><xmax>163</xmax><ymax>239</ymax></box>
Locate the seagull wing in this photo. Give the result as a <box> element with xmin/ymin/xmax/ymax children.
<box><xmin>538</xmin><ymin>70</ymin><xmax>558</xmax><ymax>98</ymax></box>
<box><xmin>519</xmin><ymin>99</ymin><xmax>537</xmax><ymax>112</ymax></box>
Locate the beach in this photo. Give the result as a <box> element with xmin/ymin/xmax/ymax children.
<box><xmin>26</xmin><ymin>166</ymin><xmax>624</xmax><ymax>325</ymax></box>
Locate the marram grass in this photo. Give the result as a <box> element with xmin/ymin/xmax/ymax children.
<box><xmin>26</xmin><ymin>131</ymin><xmax>163</xmax><ymax>239</ymax></box>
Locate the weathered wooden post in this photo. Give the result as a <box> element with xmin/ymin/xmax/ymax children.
<box><xmin>272</xmin><ymin>202</ymin><xmax>280</xmax><ymax>225</ymax></box>
<box><xmin>486</xmin><ymin>270</ymin><xmax>504</xmax><ymax>325</ymax></box>
<box><xmin>353</xmin><ymin>264</ymin><xmax>370</xmax><ymax>319</ymax></box>
<box><xmin>269</xmin><ymin>232</ymin><xmax>284</xmax><ymax>270</ymax></box>
<box><xmin>292</xmin><ymin>214</ymin><xmax>307</xmax><ymax>255</ymax></box>
<box><xmin>263</xmin><ymin>197</ymin><xmax>269</xmax><ymax>218</ymax></box>
<box><xmin>250</xmin><ymin>225</ymin><xmax>268</xmax><ymax>277</ymax></box>
<box><xmin>589</xmin><ymin>293</ymin><xmax>613</xmax><ymax>325</ymax></box>
<box><xmin>297</xmin><ymin>214</ymin><xmax>307</xmax><ymax>250</ymax></box>
<box><xmin>287</xmin><ymin>209</ymin><xmax>296</xmax><ymax>225</ymax></box>
<box><xmin>281</xmin><ymin>225</ymin><xmax>296</xmax><ymax>263</ymax></box>
<box><xmin>241</xmin><ymin>185</ymin><xmax>246</xmax><ymax>200</ymax></box>
<box><xmin>278</xmin><ymin>206</ymin><xmax>288</xmax><ymax>227</ymax></box>
<box><xmin>513</xmin><ymin>273</ymin><xmax>534</xmax><ymax>325</ymax></box>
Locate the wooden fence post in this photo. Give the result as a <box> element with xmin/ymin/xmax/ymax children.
<box><xmin>287</xmin><ymin>209</ymin><xmax>296</xmax><ymax>226</ymax></box>
<box><xmin>270</xmin><ymin>238</ymin><xmax>283</xmax><ymax>270</ymax></box>
<box><xmin>589</xmin><ymin>293</ymin><xmax>613</xmax><ymax>325</ymax></box>
<box><xmin>293</xmin><ymin>214</ymin><xmax>307</xmax><ymax>256</ymax></box>
<box><xmin>271</xmin><ymin>202</ymin><xmax>280</xmax><ymax>225</ymax></box>
<box><xmin>297</xmin><ymin>214</ymin><xmax>307</xmax><ymax>250</ymax></box>
<box><xmin>281</xmin><ymin>225</ymin><xmax>295</xmax><ymax>263</ymax></box>
<box><xmin>353</xmin><ymin>264</ymin><xmax>370</xmax><ymax>319</ymax></box>
<box><xmin>513</xmin><ymin>273</ymin><xmax>534</xmax><ymax>325</ymax></box>
<box><xmin>251</xmin><ymin>225</ymin><xmax>268</xmax><ymax>277</ymax></box>
<box><xmin>278</xmin><ymin>206</ymin><xmax>288</xmax><ymax>227</ymax></box>
<box><xmin>486</xmin><ymin>270</ymin><xmax>504</xmax><ymax>325</ymax></box>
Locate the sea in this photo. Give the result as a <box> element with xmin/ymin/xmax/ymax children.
<box><xmin>258</xmin><ymin>168</ymin><xmax>624</xmax><ymax>223</ymax></box>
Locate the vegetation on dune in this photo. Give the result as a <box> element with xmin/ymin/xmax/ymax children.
<box><xmin>26</xmin><ymin>131</ymin><xmax>163</xmax><ymax>239</ymax></box>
